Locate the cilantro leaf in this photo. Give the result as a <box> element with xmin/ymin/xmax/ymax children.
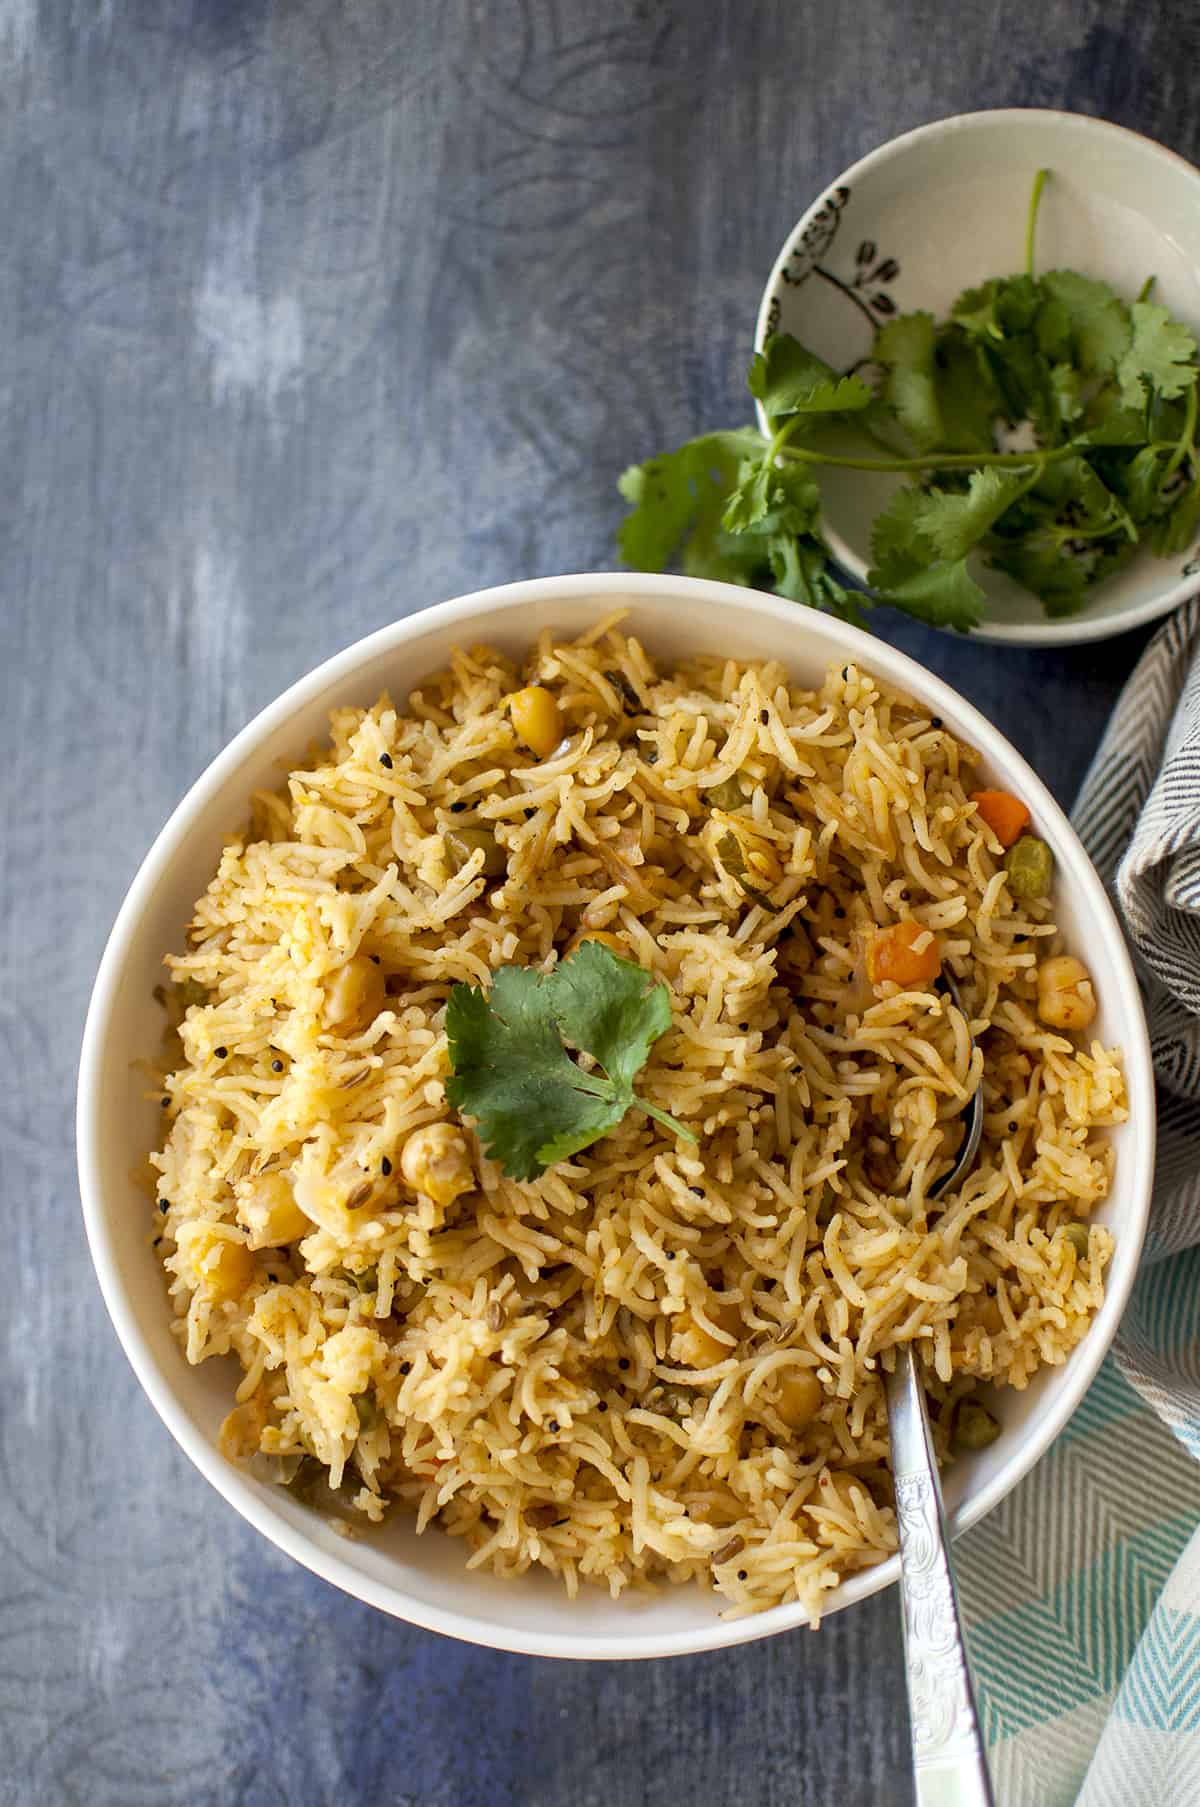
<box><xmin>867</xmin><ymin>486</ymin><xmax>933</xmax><ymax>587</ymax></box>
<box><xmin>716</xmin><ymin>457</ymin><xmax>865</xmax><ymax>622</ymax></box>
<box><xmin>985</xmin><ymin>528</ymin><xmax>1092</xmax><ymax>616</ymax></box>
<box><xmin>719</xmin><ymin>458</ymin><xmax>771</xmax><ymax>534</ymax></box>
<box><xmin>934</xmin><ymin>334</ymin><xmax>1003</xmax><ymax>453</ymax></box>
<box><xmin>445</xmin><ymin>942</ymin><xmax>693</xmax><ymax>1180</ymax></box>
<box><xmin>912</xmin><ymin>467</ymin><xmax>1036</xmax><ymax>561</ymax></box>
<box><xmin>748</xmin><ymin>333</ymin><xmax>871</xmax><ymax>422</ymax></box>
<box><xmin>444</xmin><ymin>968</ymin><xmax>616</xmax><ymax>1180</ymax></box>
<box><xmin>1048</xmin><ymin>361</ymin><xmax>1085</xmax><ymax>433</ymax></box>
<box><xmin>1037</xmin><ymin>271</ymin><xmax>1132</xmax><ymax>377</ymax></box>
<box><xmin>1117</xmin><ymin>303</ymin><xmax>1198</xmax><ymax>407</ymax></box>
<box><xmin>866</xmin><ymin>486</ymin><xmax>986</xmax><ymax>631</ymax></box>
<box><xmin>617</xmin><ymin>430</ymin><xmax>768</xmax><ymax>575</ymax></box>
<box><xmin>870</xmin><ymin>555</ymin><xmax>987</xmax><ymax>633</ymax></box>
<box><xmin>721</xmin><ymin>452</ymin><xmax>820</xmax><ymax>536</ymax></box>
<box><xmin>874</xmin><ymin>312</ymin><xmax>942</xmax><ymax>452</ymax></box>
<box><xmin>549</xmin><ymin>939</ymin><xmax>673</xmax><ymax>1097</ymax></box>
<box><xmin>766</xmin><ymin>533</ymin><xmax>865</xmax><ymax>622</ymax></box>
<box><xmin>613</xmin><ymin>172</ymin><xmax>1200</xmax><ymax>632</ymax></box>
<box><xmin>952</xmin><ymin>275</ymin><xmax>1040</xmax><ymax>343</ymax></box>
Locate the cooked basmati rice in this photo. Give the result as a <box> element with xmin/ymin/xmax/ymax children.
<box><xmin>150</xmin><ymin>617</ymin><xmax>1124</xmax><ymax>1623</ymax></box>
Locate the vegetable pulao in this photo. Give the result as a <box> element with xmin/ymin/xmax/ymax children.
<box><xmin>150</xmin><ymin>616</ymin><xmax>1125</xmax><ymax>1622</ymax></box>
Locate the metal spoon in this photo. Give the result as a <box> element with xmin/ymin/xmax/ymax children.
<box><xmin>884</xmin><ymin>973</ymin><xmax>994</xmax><ymax>1807</ymax></box>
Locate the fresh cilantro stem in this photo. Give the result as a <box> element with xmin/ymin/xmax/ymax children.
<box><xmin>633</xmin><ymin>1096</ymin><xmax>695</xmax><ymax>1140</ymax></box>
<box><xmin>1024</xmin><ymin>168</ymin><xmax>1049</xmax><ymax>279</ymax></box>
<box><xmin>1165</xmin><ymin>381</ymin><xmax>1198</xmax><ymax>482</ymax></box>
<box><xmin>1137</xmin><ymin>275</ymin><xmax>1157</xmax><ymax>304</ymax></box>
<box><xmin>776</xmin><ymin>441</ymin><xmax>1078</xmax><ymax>476</ymax></box>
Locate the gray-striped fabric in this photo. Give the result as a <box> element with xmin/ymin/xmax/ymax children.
<box><xmin>1074</xmin><ymin>595</ymin><xmax>1200</xmax><ymax>1255</ymax></box>
<box><xmin>1076</xmin><ymin>597</ymin><xmax>1200</xmax><ymax>1106</ymax></box>
<box><xmin>962</xmin><ymin>597</ymin><xmax>1200</xmax><ymax>1806</ymax></box>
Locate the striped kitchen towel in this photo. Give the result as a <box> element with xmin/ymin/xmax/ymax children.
<box><xmin>957</xmin><ymin>596</ymin><xmax>1200</xmax><ymax>1806</ymax></box>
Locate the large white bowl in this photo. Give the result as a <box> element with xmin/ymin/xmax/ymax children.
<box><xmin>755</xmin><ymin>110</ymin><xmax>1200</xmax><ymax>645</ymax></box>
<box><xmin>77</xmin><ymin>573</ymin><xmax>1154</xmax><ymax>1658</ymax></box>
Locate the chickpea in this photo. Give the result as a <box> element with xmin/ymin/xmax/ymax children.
<box><xmin>1036</xmin><ymin>955</ymin><xmax>1097</xmax><ymax>1031</ymax></box>
<box><xmin>237</xmin><ymin>1171</ymin><xmax>309</xmax><ymax>1250</ymax></box>
<box><xmin>208</xmin><ymin>1239</ymin><xmax>255</xmax><ymax>1302</ymax></box>
<box><xmin>323</xmin><ymin>954</ymin><xmax>386</xmax><ymax>1035</ymax></box>
<box><xmin>508</xmin><ymin>686</ymin><xmax>563</xmax><ymax>759</ymax></box>
<box><xmin>563</xmin><ymin>927</ymin><xmax>626</xmax><ymax>960</ymax></box>
<box><xmin>771</xmin><ymin>1368</ymin><xmax>823</xmax><ymax>1430</ymax></box>
<box><xmin>194</xmin><ymin>1234</ymin><xmax>255</xmax><ymax>1303</ymax></box>
<box><xmin>400</xmin><ymin>1122</ymin><xmax>475</xmax><ymax>1207</ymax></box>
<box><xmin>671</xmin><ymin>1299</ymin><xmax>741</xmax><ymax>1369</ymax></box>
<box><xmin>176</xmin><ymin>1223</ymin><xmax>256</xmax><ymax>1302</ymax></box>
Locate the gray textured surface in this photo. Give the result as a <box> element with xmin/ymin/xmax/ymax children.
<box><xmin>4</xmin><ymin>3</ymin><xmax>1198</xmax><ymax>1803</ymax></box>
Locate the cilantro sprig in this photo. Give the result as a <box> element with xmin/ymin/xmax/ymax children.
<box><xmin>445</xmin><ymin>939</ymin><xmax>694</xmax><ymax>1181</ymax></box>
<box><xmin>617</xmin><ymin>172</ymin><xmax>1200</xmax><ymax>630</ymax></box>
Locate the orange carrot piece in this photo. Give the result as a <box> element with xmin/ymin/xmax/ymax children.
<box><xmin>866</xmin><ymin>920</ymin><xmax>941</xmax><ymax>987</ymax></box>
<box><xmin>970</xmin><ymin>789</ymin><xmax>1031</xmax><ymax>849</ymax></box>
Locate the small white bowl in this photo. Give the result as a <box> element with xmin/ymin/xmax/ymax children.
<box><xmin>77</xmin><ymin>573</ymin><xmax>1154</xmax><ymax>1657</ymax></box>
<box><xmin>755</xmin><ymin>110</ymin><xmax>1200</xmax><ymax>645</ymax></box>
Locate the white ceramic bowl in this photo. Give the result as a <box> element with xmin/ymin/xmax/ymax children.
<box><xmin>755</xmin><ymin>110</ymin><xmax>1200</xmax><ymax>645</ymax></box>
<box><xmin>78</xmin><ymin>573</ymin><xmax>1154</xmax><ymax>1657</ymax></box>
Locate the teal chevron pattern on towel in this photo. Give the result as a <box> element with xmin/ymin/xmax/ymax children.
<box><xmin>965</xmin><ymin>596</ymin><xmax>1200</xmax><ymax>1805</ymax></box>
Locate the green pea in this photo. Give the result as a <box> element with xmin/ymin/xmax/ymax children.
<box><xmin>1004</xmin><ymin>835</ymin><xmax>1054</xmax><ymax>899</ymax></box>
<box><xmin>329</xmin><ymin>1264</ymin><xmax>378</xmax><ymax>1293</ymax></box>
<box><xmin>709</xmin><ymin>776</ymin><xmax>748</xmax><ymax>811</ymax></box>
<box><xmin>446</xmin><ymin>824</ymin><xmax>506</xmax><ymax>877</ymax></box>
<box><xmin>1062</xmin><ymin>1222</ymin><xmax>1091</xmax><ymax>1259</ymax></box>
<box><xmin>954</xmin><ymin>1401</ymin><xmax>1001</xmax><ymax>1452</ymax></box>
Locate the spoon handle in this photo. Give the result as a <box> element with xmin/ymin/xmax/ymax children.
<box><xmin>885</xmin><ymin>1346</ymin><xmax>995</xmax><ymax>1807</ymax></box>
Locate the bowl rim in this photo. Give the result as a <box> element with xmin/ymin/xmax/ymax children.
<box><xmin>76</xmin><ymin>570</ymin><xmax>1156</xmax><ymax>1658</ymax></box>
<box><xmin>754</xmin><ymin>107</ymin><xmax>1200</xmax><ymax>648</ymax></box>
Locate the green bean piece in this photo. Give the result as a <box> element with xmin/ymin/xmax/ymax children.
<box><xmin>709</xmin><ymin>776</ymin><xmax>748</xmax><ymax>811</ymax></box>
<box><xmin>354</xmin><ymin>1392</ymin><xmax>379</xmax><ymax>1431</ymax></box>
<box><xmin>1004</xmin><ymin>834</ymin><xmax>1054</xmax><ymax>899</ymax></box>
<box><xmin>954</xmin><ymin>1400</ymin><xmax>1002</xmax><ymax>1452</ymax></box>
<box><xmin>1062</xmin><ymin>1222</ymin><xmax>1091</xmax><ymax>1259</ymax></box>
<box><xmin>717</xmin><ymin>831</ymin><xmax>746</xmax><ymax>875</ymax></box>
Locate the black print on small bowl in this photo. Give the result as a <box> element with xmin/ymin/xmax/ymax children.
<box><xmin>779</xmin><ymin>186</ymin><xmax>901</xmax><ymax>334</ymax></box>
<box><xmin>1184</xmin><ymin>550</ymin><xmax>1200</xmax><ymax>579</ymax></box>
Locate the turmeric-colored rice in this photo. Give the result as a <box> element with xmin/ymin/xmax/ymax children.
<box><xmin>150</xmin><ymin>617</ymin><xmax>1124</xmax><ymax>1622</ymax></box>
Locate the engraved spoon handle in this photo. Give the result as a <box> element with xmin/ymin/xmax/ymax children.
<box><xmin>885</xmin><ymin>1345</ymin><xmax>995</xmax><ymax>1807</ymax></box>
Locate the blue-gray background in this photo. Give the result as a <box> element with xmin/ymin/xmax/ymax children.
<box><xmin>5</xmin><ymin>3</ymin><xmax>1197</xmax><ymax>1803</ymax></box>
